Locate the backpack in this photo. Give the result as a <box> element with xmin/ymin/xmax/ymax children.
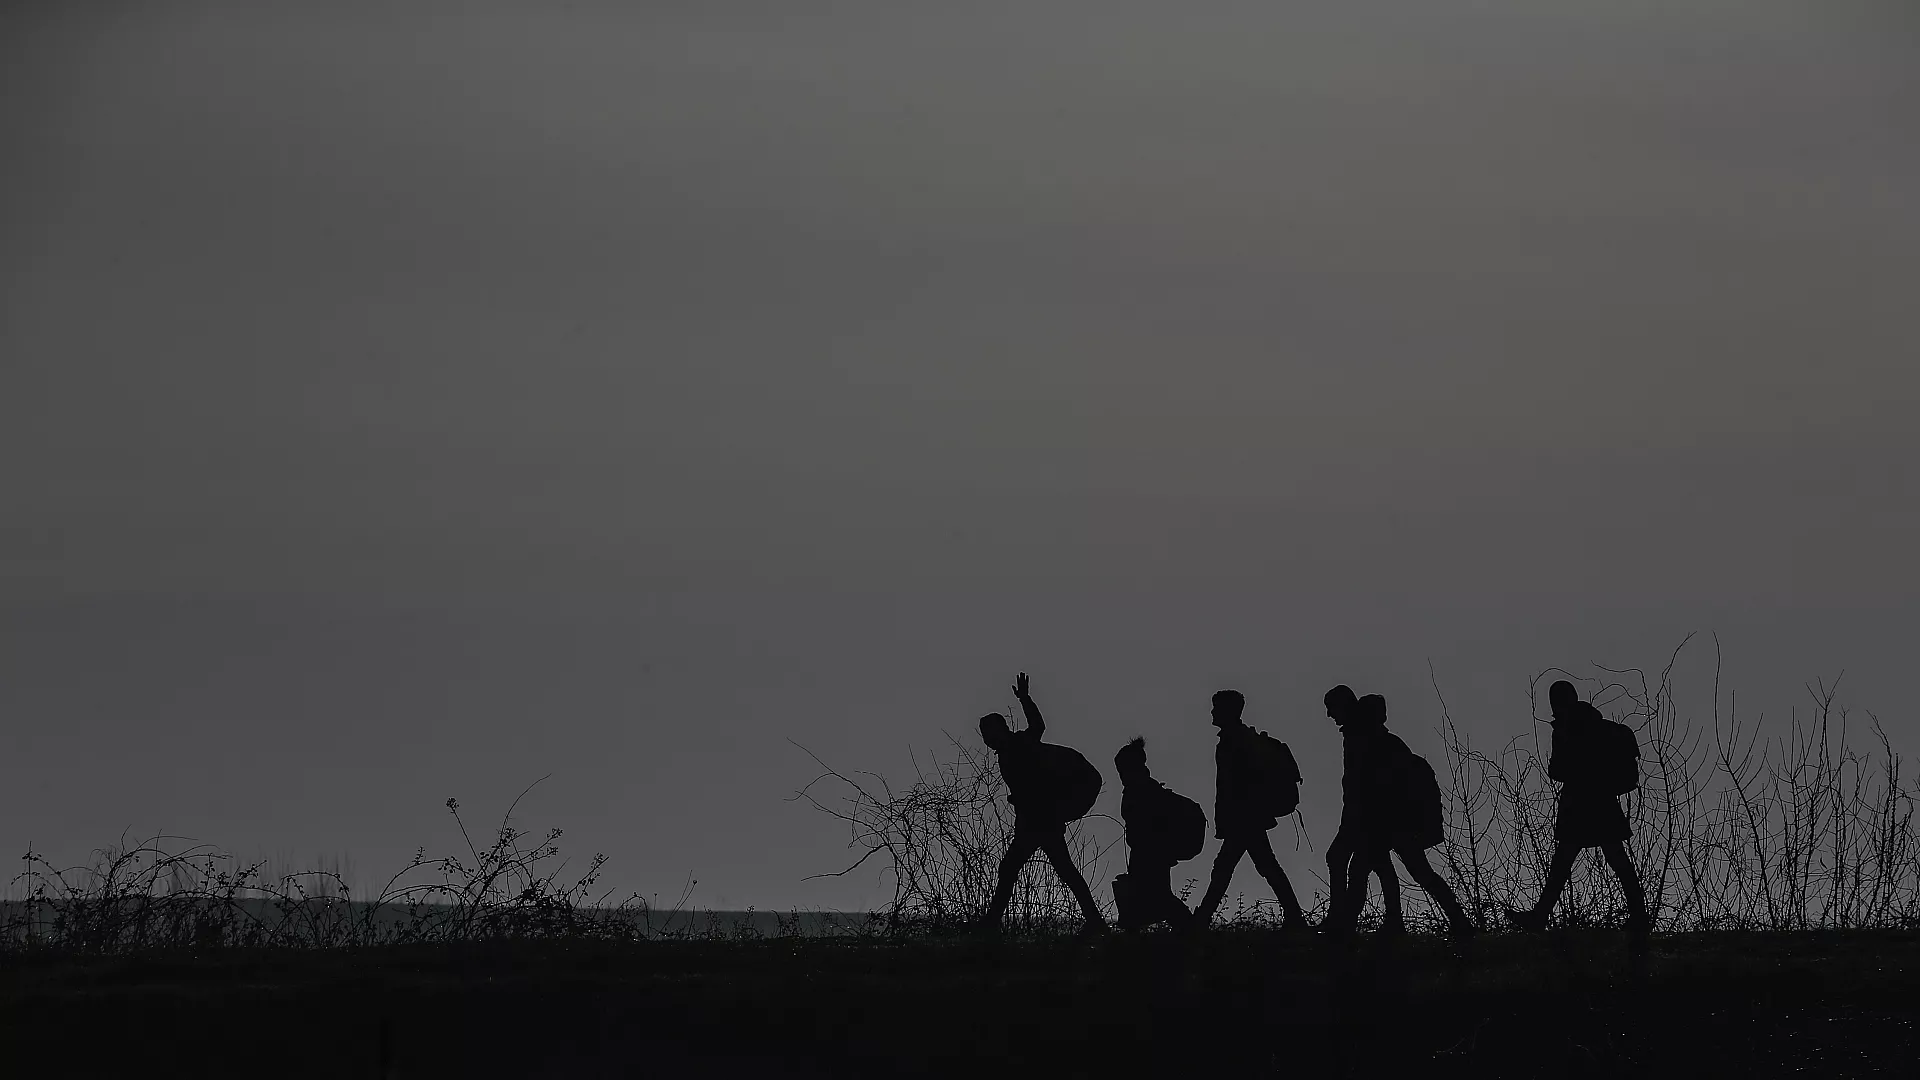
<box><xmin>1036</xmin><ymin>742</ymin><xmax>1103</xmax><ymax>823</ymax></box>
<box><xmin>1157</xmin><ymin>788</ymin><xmax>1208</xmax><ymax>863</ymax></box>
<box><xmin>1397</xmin><ymin>751</ymin><xmax>1446</xmax><ymax>850</ymax></box>
<box><xmin>1246</xmin><ymin>730</ymin><xmax>1303</xmax><ymax>819</ymax></box>
<box><xmin>1600</xmin><ymin>719</ymin><xmax>1641</xmax><ymax>796</ymax></box>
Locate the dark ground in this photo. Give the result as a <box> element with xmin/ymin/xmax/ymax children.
<box><xmin>4</xmin><ymin>930</ymin><xmax>1917</xmax><ymax>1077</ymax></box>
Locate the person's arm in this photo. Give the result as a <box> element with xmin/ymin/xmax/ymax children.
<box><xmin>1546</xmin><ymin>724</ymin><xmax>1569</xmax><ymax>785</ymax></box>
<box><xmin>1013</xmin><ymin>672</ymin><xmax>1045</xmax><ymax>738</ymax></box>
<box><xmin>1324</xmin><ymin>829</ymin><xmax>1354</xmax><ymax>918</ymax></box>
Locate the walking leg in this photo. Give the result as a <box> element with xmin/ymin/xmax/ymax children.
<box><xmin>1326</xmin><ymin>847</ymin><xmax>1371</xmax><ymax>934</ymax></box>
<box><xmin>1396</xmin><ymin>846</ymin><xmax>1474</xmax><ymax>936</ymax></box>
<box><xmin>984</xmin><ymin>830</ymin><xmax>1042</xmax><ymax>926</ymax></box>
<box><xmin>1246</xmin><ymin>831</ymin><xmax>1307</xmax><ymax>926</ymax></box>
<box><xmin>1195</xmin><ymin>840</ymin><xmax>1247</xmax><ymax>924</ymax></box>
<box><xmin>1601</xmin><ymin>839</ymin><xmax>1649</xmax><ymax>931</ymax></box>
<box><xmin>1508</xmin><ymin>841</ymin><xmax>1579</xmax><ymax>931</ymax></box>
<box><xmin>1041</xmin><ymin>831</ymin><xmax>1105</xmax><ymax>927</ymax></box>
<box><xmin>1373</xmin><ymin>850</ymin><xmax>1404</xmax><ymax>933</ymax></box>
<box><xmin>1322</xmin><ymin>831</ymin><xmax>1354</xmax><ymax>929</ymax></box>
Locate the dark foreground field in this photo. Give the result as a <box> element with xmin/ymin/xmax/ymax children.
<box><xmin>5</xmin><ymin>930</ymin><xmax>1917</xmax><ymax>1077</ymax></box>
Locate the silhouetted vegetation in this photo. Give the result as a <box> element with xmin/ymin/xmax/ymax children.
<box><xmin>3</xmin><ymin>780</ymin><xmax>869</xmax><ymax>952</ymax></box>
<box><xmin>793</xmin><ymin>735</ymin><xmax>1118</xmax><ymax>933</ymax></box>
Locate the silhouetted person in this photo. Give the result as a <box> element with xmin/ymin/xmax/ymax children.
<box><xmin>1507</xmin><ymin>680</ymin><xmax>1649</xmax><ymax>933</ymax></box>
<box><xmin>979</xmin><ymin>672</ymin><xmax>1106</xmax><ymax>931</ymax></box>
<box><xmin>1111</xmin><ymin>737</ymin><xmax>1206</xmax><ymax>931</ymax></box>
<box><xmin>1324</xmin><ymin>693</ymin><xmax>1474</xmax><ymax>937</ymax></box>
<box><xmin>1194</xmin><ymin>690</ymin><xmax>1308</xmax><ymax>928</ymax></box>
<box><xmin>1320</xmin><ymin>684</ymin><xmax>1403</xmax><ymax>932</ymax></box>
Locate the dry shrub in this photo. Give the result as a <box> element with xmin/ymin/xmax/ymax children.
<box><xmin>1431</xmin><ymin>634</ymin><xmax>1919</xmax><ymax>932</ymax></box>
<box><xmin>794</xmin><ymin>736</ymin><xmax>1118</xmax><ymax>932</ymax></box>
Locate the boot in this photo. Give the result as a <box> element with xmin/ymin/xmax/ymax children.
<box><xmin>1622</xmin><ymin>876</ymin><xmax>1651</xmax><ymax>935</ymax></box>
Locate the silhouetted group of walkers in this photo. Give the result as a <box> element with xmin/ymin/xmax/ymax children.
<box><xmin>977</xmin><ymin>673</ymin><xmax>1648</xmax><ymax>936</ymax></box>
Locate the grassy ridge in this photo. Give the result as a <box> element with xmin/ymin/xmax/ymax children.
<box><xmin>7</xmin><ymin>930</ymin><xmax>1918</xmax><ymax>1076</ymax></box>
<box><xmin>0</xmin><ymin>899</ymin><xmax>871</xmax><ymax>944</ymax></box>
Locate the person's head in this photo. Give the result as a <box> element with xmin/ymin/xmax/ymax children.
<box><xmin>1115</xmin><ymin>736</ymin><xmax>1150</xmax><ymax>785</ymax></box>
<box><xmin>1548</xmin><ymin>680</ymin><xmax>1579</xmax><ymax>721</ymax></box>
<box><xmin>978</xmin><ymin>712</ymin><xmax>1010</xmax><ymax>751</ymax></box>
<box><xmin>1356</xmin><ymin>693</ymin><xmax>1388</xmax><ymax>728</ymax></box>
<box><xmin>1211</xmin><ymin>689</ymin><xmax>1246</xmax><ymax>729</ymax></box>
<box><xmin>1324</xmin><ymin>684</ymin><xmax>1358</xmax><ymax>726</ymax></box>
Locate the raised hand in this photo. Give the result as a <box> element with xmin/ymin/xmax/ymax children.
<box><xmin>1012</xmin><ymin>672</ymin><xmax>1043</xmax><ymax>735</ymax></box>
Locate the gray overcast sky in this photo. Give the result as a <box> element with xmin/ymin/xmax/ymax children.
<box><xmin>3</xmin><ymin>1</ymin><xmax>1917</xmax><ymax>909</ymax></box>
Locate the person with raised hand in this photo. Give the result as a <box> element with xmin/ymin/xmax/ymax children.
<box><xmin>978</xmin><ymin>672</ymin><xmax>1106</xmax><ymax>932</ymax></box>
